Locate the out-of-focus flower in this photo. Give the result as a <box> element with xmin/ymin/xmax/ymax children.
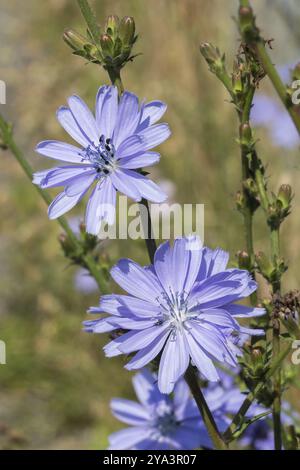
<box><xmin>206</xmin><ymin>368</ymin><xmax>299</xmax><ymax>450</ymax></box>
<box><xmin>240</xmin><ymin>401</ymin><xmax>299</xmax><ymax>450</ymax></box>
<box><xmin>251</xmin><ymin>61</ymin><xmax>300</xmax><ymax>149</ymax></box>
<box><xmin>251</xmin><ymin>94</ymin><xmax>300</xmax><ymax>149</ymax></box>
<box><xmin>33</xmin><ymin>86</ymin><xmax>170</xmax><ymax>234</ymax></box>
<box><xmin>74</xmin><ymin>268</ymin><xmax>98</xmax><ymax>294</ymax></box>
<box><xmin>85</xmin><ymin>236</ymin><xmax>264</xmax><ymax>393</ymax></box>
<box><xmin>108</xmin><ymin>369</ymin><xmax>223</xmax><ymax>450</ymax></box>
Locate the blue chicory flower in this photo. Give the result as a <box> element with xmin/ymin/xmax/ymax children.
<box><xmin>85</xmin><ymin>236</ymin><xmax>265</xmax><ymax>393</ymax></box>
<box><xmin>240</xmin><ymin>400</ymin><xmax>300</xmax><ymax>450</ymax></box>
<box><xmin>74</xmin><ymin>268</ymin><xmax>98</xmax><ymax>294</ymax></box>
<box><xmin>33</xmin><ymin>85</ymin><xmax>170</xmax><ymax>234</ymax></box>
<box><xmin>108</xmin><ymin>368</ymin><xmax>224</xmax><ymax>450</ymax></box>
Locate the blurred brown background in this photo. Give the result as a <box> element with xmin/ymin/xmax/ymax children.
<box><xmin>0</xmin><ymin>0</ymin><xmax>299</xmax><ymax>449</ymax></box>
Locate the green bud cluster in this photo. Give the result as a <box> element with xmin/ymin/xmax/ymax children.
<box><xmin>64</xmin><ymin>15</ymin><xmax>137</xmax><ymax>70</ymax></box>
<box><xmin>266</xmin><ymin>184</ymin><xmax>293</xmax><ymax>230</ymax></box>
<box><xmin>199</xmin><ymin>43</ymin><xmax>226</xmax><ymax>76</ymax></box>
<box><xmin>239</xmin><ymin>343</ymin><xmax>273</xmax><ymax>406</ymax></box>
<box><xmin>59</xmin><ymin>222</ymin><xmax>104</xmax><ymax>268</ymax></box>
<box><xmin>255</xmin><ymin>251</ymin><xmax>287</xmax><ymax>284</ymax></box>
<box><xmin>273</xmin><ymin>291</ymin><xmax>300</xmax><ymax>340</ymax></box>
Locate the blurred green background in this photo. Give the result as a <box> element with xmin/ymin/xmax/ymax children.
<box><xmin>0</xmin><ymin>0</ymin><xmax>300</xmax><ymax>449</ymax></box>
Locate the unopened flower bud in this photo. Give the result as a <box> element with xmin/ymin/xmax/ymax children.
<box><xmin>199</xmin><ymin>43</ymin><xmax>225</xmax><ymax>75</ymax></box>
<box><xmin>255</xmin><ymin>251</ymin><xmax>274</xmax><ymax>279</ymax></box>
<box><xmin>239</xmin><ymin>6</ymin><xmax>256</xmax><ymax>36</ymax></box>
<box><xmin>105</xmin><ymin>15</ymin><xmax>120</xmax><ymax>36</ymax></box>
<box><xmin>100</xmin><ymin>33</ymin><xmax>114</xmax><ymax>57</ymax></box>
<box><xmin>119</xmin><ymin>16</ymin><xmax>135</xmax><ymax>45</ymax></box>
<box><xmin>240</xmin><ymin>122</ymin><xmax>253</xmax><ymax>147</ymax></box>
<box><xmin>237</xmin><ymin>250</ymin><xmax>251</xmax><ymax>271</ymax></box>
<box><xmin>63</xmin><ymin>29</ymin><xmax>87</xmax><ymax>51</ymax></box>
<box><xmin>277</xmin><ymin>184</ymin><xmax>292</xmax><ymax>210</ymax></box>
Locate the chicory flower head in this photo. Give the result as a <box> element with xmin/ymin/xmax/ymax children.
<box><xmin>33</xmin><ymin>85</ymin><xmax>170</xmax><ymax>234</ymax></box>
<box><xmin>108</xmin><ymin>368</ymin><xmax>222</xmax><ymax>450</ymax></box>
<box><xmin>85</xmin><ymin>236</ymin><xmax>265</xmax><ymax>393</ymax></box>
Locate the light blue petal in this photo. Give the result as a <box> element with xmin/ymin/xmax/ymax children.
<box><xmin>225</xmin><ymin>304</ymin><xmax>266</xmax><ymax>318</ymax></box>
<box><xmin>48</xmin><ymin>188</ymin><xmax>88</xmax><ymax>219</ymax></box>
<box><xmin>95</xmin><ymin>85</ymin><xmax>118</xmax><ymax>139</ymax></box>
<box><xmin>68</xmin><ymin>95</ymin><xmax>99</xmax><ymax>145</ymax></box>
<box><xmin>109</xmin><ymin>168</ymin><xmax>141</xmax><ymax>201</ymax></box>
<box><xmin>137</xmin><ymin>123</ymin><xmax>171</xmax><ymax>150</ymax></box>
<box><xmin>64</xmin><ymin>171</ymin><xmax>96</xmax><ymax>196</ymax></box>
<box><xmin>118</xmin><ymin>151</ymin><xmax>160</xmax><ymax>169</ymax></box>
<box><xmin>110</xmin><ymin>258</ymin><xmax>163</xmax><ymax>302</ymax></box>
<box><xmin>119</xmin><ymin>324</ymin><xmax>169</xmax><ymax>355</ymax></box>
<box><xmin>125</xmin><ymin>330</ymin><xmax>170</xmax><ymax>371</ymax></box>
<box><xmin>110</xmin><ymin>398</ymin><xmax>150</xmax><ymax>425</ymax></box>
<box><xmin>113</xmin><ymin>91</ymin><xmax>140</xmax><ymax>147</ymax></box>
<box><xmin>35</xmin><ymin>140</ymin><xmax>85</xmax><ymax>163</ymax></box>
<box><xmin>108</xmin><ymin>426</ymin><xmax>151</xmax><ymax>450</ymax></box>
<box><xmin>36</xmin><ymin>165</ymin><xmax>94</xmax><ymax>189</ymax></box>
<box><xmin>85</xmin><ymin>178</ymin><xmax>116</xmax><ymax>234</ymax></box>
<box><xmin>56</xmin><ymin>106</ymin><xmax>91</xmax><ymax>147</ymax></box>
<box><xmin>186</xmin><ymin>333</ymin><xmax>219</xmax><ymax>382</ymax></box>
<box><xmin>158</xmin><ymin>331</ymin><xmax>189</xmax><ymax>394</ymax></box>
<box><xmin>137</xmin><ymin>100</ymin><xmax>167</xmax><ymax>132</ymax></box>
<box><xmin>132</xmin><ymin>369</ymin><xmax>161</xmax><ymax>407</ymax></box>
<box><xmin>116</xmin><ymin>134</ymin><xmax>146</xmax><ymax>158</ymax></box>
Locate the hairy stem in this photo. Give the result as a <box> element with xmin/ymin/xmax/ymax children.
<box><xmin>254</xmin><ymin>153</ymin><xmax>282</xmax><ymax>448</ymax></box>
<box><xmin>239</xmin><ymin>0</ymin><xmax>300</xmax><ymax>135</ymax></box>
<box><xmin>77</xmin><ymin>0</ymin><xmax>101</xmax><ymax>44</ymax></box>
<box><xmin>255</xmin><ymin>41</ymin><xmax>300</xmax><ymax>134</ymax></box>
<box><xmin>0</xmin><ymin>115</ymin><xmax>108</xmax><ymax>293</ymax></box>
<box><xmin>185</xmin><ymin>366</ymin><xmax>228</xmax><ymax>450</ymax></box>
<box><xmin>239</xmin><ymin>86</ymin><xmax>257</xmax><ymax>304</ymax></box>
<box><xmin>270</xmin><ymin>225</ymin><xmax>282</xmax><ymax>449</ymax></box>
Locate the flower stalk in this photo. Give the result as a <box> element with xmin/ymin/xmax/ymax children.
<box><xmin>184</xmin><ymin>366</ymin><xmax>228</xmax><ymax>450</ymax></box>
<box><xmin>238</xmin><ymin>0</ymin><xmax>300</xmax><ymax>135</ymax></box>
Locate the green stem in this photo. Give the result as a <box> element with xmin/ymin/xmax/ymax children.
<box><xmin>254</xmin><ymin>153</ymin><xmax>282</xmax><ymax>448</ymax></box>
<box><xmin>239</xmin><ymin>86</ymin><xmax>257</xmax><ymax>304</ymax></box>
<box><xmin>107</xmin><ymin>68</ymin><xmax>124</xmax><ymax>95</ymax></box>
<box><xmin>255</xmin><ymin>41</ymin><xmax>300</xmax><ymax>135</ymax></box>
<box><xmin>270</xmin><ymin>225</ymin><xmax>282</xmax><ymax>449</ymax></box>
<box><xmin>185</xmin><ymin>366</ymin><xmax>228</xmax><ymax>450</ymax></box>
<box><xmin>239</xmin><ymin>0</ymin><xmax>300</xmax><ymax>135</ymax></box>
<box><xmin>0</xmin><ymin>115</ymin><xmax>108</xmax><ymax>294</ymax></box>
<box><xmin>140</xmin><ymin>198</ymin><xmax>157</xmax><ymax>264</ymax></box>
<box><xmin>77</xmin><ymin>0</ymin><xmax>101</xmax><ymax>44</ymax></box>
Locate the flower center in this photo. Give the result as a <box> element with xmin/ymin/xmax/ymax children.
<box><xmin>81</xmin><ymin>135</ymin><xmax>116</xmax><ymax>176</ymax></box>
<box><xmin>153</xmin><ymin>401</ymin><xmax>177</xmax><ymax>436</ymax></box>
<box><xmin>159</xmin><ymin>290</ymin><xmax>190</xmax><ymax>328</ymax></box>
